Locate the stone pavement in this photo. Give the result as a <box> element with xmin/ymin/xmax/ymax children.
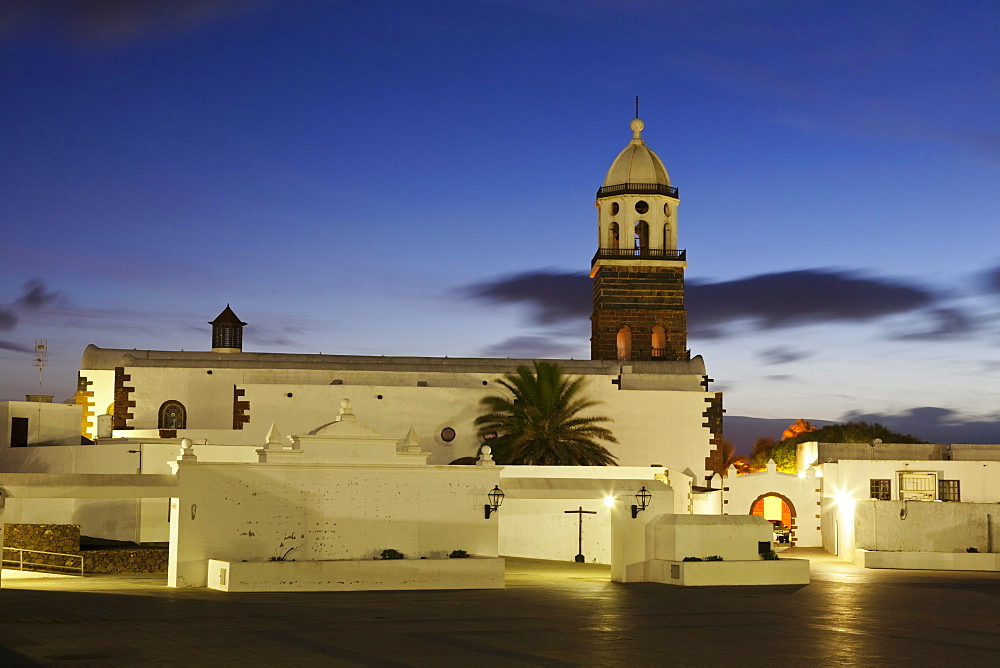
<box><xmin>1</xmin><ymin>548</ymin><xmax>998</xmax><ymax>666</ymax></box>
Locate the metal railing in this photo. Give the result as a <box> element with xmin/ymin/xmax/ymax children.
<box><xmin>592</xmin><ymin>248</ymin><xmax>686</xmax><ymax>262</ymax></box>
<box><xmin>2</xmin><ymin>547</ymin><xmax>84</xmax><ymax>576</ymax></box>
<box><xmin>596</xmin><ymin>182</ymin><xmax>679</xmax><ymax>199</ymax></box>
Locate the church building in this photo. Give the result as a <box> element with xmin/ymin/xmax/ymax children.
<box><xmin>74</xmin><ymin>118</ymin><xmax>722</xmax><ymax>477</ymax></box>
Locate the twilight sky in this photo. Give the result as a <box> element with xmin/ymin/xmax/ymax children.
<box><xmin>1</xmin><ymin>1</ymin><xmax>998</xmax><ymax>442</ymax></box>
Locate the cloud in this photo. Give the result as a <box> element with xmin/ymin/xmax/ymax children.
<box><xmin>464</xmin><ymin>271</ymin><xmax>591</xmax><ymax>325</ymax></box>
<box><xmin>687</xmin><ymin>269</ymin><xmax>937</xmax><ymax>332</ymax></box>
<box><xmin>983</xmin><ymin>265</ymin><xmax>1000</xmax><ymax>294</ymax></box>
<box><xmin>0</xmin><ymin>340</ymin><xmax>32</xmax><ymax>353</ymax></box>
<box><xmin>890</xmin><ymin>308</ymin><xmax>975</xmax><ymax>341</ymax></box>
<box><xmin>15</xmin><ymin>279</ymin><xmax>60</xmax><ymax>310</ymax></box>
<box><xmin>463</xmin><ymin>268</ymin><xmax>963</xmax><ymax>339</ymax></box>
<box><xmin>479</xmin><ymin>335</ymin><xmax>585</xmax><ymax>360</ymax></box>
<box><xmin>759</xmin><ymin>346</ymin><xmax>810</xmax><ymax>365</ymax></box>
<box><xmin>0</xmin><ymin>0</ymin><xmax>265</xmax><ymax>46</ymax></box>
<box><xmin>0</xmin><ymin>308</ymin><xmax>16</xmax><ymax>331</ymax></box>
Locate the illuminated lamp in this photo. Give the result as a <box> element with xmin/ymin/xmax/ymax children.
<box><xmin>603</xmin><ymin>496</ymin><xmax>615</xmax><ymax>507</ymax></box>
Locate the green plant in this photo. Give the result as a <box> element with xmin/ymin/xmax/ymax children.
<box><xmin>449</xmin><ymin>549</ymin><xmax>469</xmax><ymax>558</ymax></box>
<box><xmin>475</xmin><ymin>362</ymin><xmax>618</xmax><ymax>465</ymax></box>
<box><xmin>682</xmin><ymin>556</ymin><xmax>703</xmax><ymax>562</ymax></box>
<box><xmin>380</xmin><ymin>548</ymin><xmax>405</xmax><ymax>560</ymax></box>
<box><xmin>706</xmin><ymin>555</ymin><xmax>724</xmax><ymax>561</ymax></box>
<box><xmin>967</xmin><ymin>547</ymin><xmax>979</xmax><ymax>553</ymax></box>
<box><xmin>760</xmin><ymin>550</ymin><xmax>779</xmax><ymax>560</ymax></box>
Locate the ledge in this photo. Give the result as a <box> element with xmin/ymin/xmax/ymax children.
<box><xmin>207</xmin><ymin>557</ymin><xmax>505</xmax><ymax>592</ymax></box>
<box><xmin>853</xmin><ymin>549</ymin><xmax>1000</xmax><ymax>571</ymax></box>
<box><xmin>643</xmin><ymin>558</ymin><xmax>810</xmax><ymax>586</ymax></box>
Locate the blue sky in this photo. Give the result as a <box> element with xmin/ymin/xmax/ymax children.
<box><xmin>1</xmin><ymin>1</ymin><xmax>998</xmax><ymax>442</ymax></box>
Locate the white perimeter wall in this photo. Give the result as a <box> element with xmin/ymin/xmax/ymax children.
<box><xmin>0</xmin><ymin>441</ymin><xmax>257</xmax><ymax>542</ymax></box>
<box><xmin>169</xmin><ymin>462</ymin><xmax>501</xmax><ymax>588</ymax></box>
<box><xmin>853</xmin><ymin>500</ymin><xmax>1000</xmax><ymax>553</ymax></box>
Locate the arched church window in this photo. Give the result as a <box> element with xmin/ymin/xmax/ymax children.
<box><xmin>651</xmin><ymin>325</ymin><xmax>667</xmax><ymax>359</ymax></box>
<box><xmin>158</xmin><ymin>401</ymin><xmax>186</xmax><ymax>430</ymax></box>
<box><xmin>634</xmin><ymin>200</ymin><xmax>649</xmax><ymax>214</ymax></box>
<box><xmin>609</xmin><ymin>222</ymin><xmax>620</xmax><ymax>248</ymax></box>
<box><xmin>634</xmin><ymin>220</ymin><xmax>649</xmax><ymax>250</ymax></box>
<box><xmin>610</xmin><ymin>202</ymin><xmax>620</xmax><ymax>216</ymax></box>
<box><xmin>616</xmin><ymin>326</ymin><xmax>632</xmax><ymax>361</ymax></box>
<box><xmin>663</xmin><ymin>224</ymin><xmax>671</xmax><ymax>249</ymax></box>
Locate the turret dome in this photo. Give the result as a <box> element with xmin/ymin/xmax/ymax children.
<box><xmin>599</xmin><ymin>118</ymin><xmax>676</xmax><ymax>198</ymax></box>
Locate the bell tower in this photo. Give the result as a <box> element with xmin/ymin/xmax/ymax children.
<box><xmin>590</xmin><ymin>117</ymin><xmax>688</xmax><ymax>362</ymax></box>
<box><xmin>210</xmin><ymin>304</ymin><xmax>247</xmax><ymax>353</ymax></box>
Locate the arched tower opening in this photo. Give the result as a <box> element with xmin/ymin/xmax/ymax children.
<box><xmin>616</xmin><ymin>325</ymin><xmax>632</xmax><ymax>360</ymax></box>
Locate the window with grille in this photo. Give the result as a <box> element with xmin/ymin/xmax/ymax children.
<box><xmin>938</xmin><ymin>479</ymin><xmax>960</xmax><ymax>502</ymax></box>
<box><xmin>870</xmin><ymin>479</ymin><xmax>891</xmax><ymax>500</ymax></box>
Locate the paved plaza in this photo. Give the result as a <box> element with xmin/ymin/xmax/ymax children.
<box><xmin>1</xmin><ymin>548</ymin><xmax>998</xmax><ymax>666</ymax></box>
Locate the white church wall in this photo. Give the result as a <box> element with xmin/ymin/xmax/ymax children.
<box><xmin>87</xmin><ymin>359</ymin><xmax>717</xmax><ymax>475</ymax></box>
<box><xmin>169</xmin><ymin>462</ymin><xmax>501</xmax><ymax>588</ymax></box>
<box><xmin>500</xmin><ymin>498</ymin><xmax>610</xmax><ymax>562</ymax></box>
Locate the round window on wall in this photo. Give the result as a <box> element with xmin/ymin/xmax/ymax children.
<box><xmin>440</xmin><ymin>427</ymin><xmax>456</xmax><ymax>443</ymax></box>
<box><xmin>610</xmin><ymin>202</ymin><xmax>620</xmax><ymax>216</ymax></box>
<box><xmin>635</xmin><ymin>200</ymin><xmax>649</xmax><ymax>214</ymax></box>
<box><xmin>663</xmin><ymin>203</ymin><xmax>671</xmax><ymax>216</ymax></box>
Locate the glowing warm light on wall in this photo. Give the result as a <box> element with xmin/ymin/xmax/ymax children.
<box><xmin>604</xmin><ymin>496</ymin><xmax>615</xmax><ymax>507</ymax></box>
<box><xmin>833</xmin><ymin>490</ymin><xmax>854</xmax><ymax>507</ymax></box>
<box><xmin>762</xmin><ymin>495</ymin><xmax>783</xmax><ymax>521</ymax></box>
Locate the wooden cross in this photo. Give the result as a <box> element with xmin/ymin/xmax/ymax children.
<box><xmin>565</xmin><ymin>506</ymin><xmax>597</xmax><ymax>563</ymax></box>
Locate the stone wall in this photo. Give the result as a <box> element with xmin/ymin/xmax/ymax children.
<box><xmin>84</xmin><ymin>549</ymin><xmax>168</xmax><ymax>573</ymax></box>
<box><xmin>2</xmin><ymin>523</ymin><xmax>167</xmax><ymax>573</ymax></box>
<box><xmin>3</xmin><ymin>523</ymin><xmax>80</xmax><ymax>553</ymax></box>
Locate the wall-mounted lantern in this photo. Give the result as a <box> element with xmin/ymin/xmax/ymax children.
<box><xmin>484</xmin><ymin>485</ymin><xmax>505</xmax><ymax>519</ymax></box>
<box><xmin>631</xmin><ymin>486</ymin><xmax>651</xmax><ymax>518</ymax></box>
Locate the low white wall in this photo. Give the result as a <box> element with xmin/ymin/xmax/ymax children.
<box><xmin>207</xmin><ymin>556</ymin><xmax>505</xmax><ymax>592</ymax></box>
<box><xmin>648</xmin><ymin>514</ymin><xmax>773</xmax><ymax>562</ymax></box>
<box><xmin>644</xmin><ymin>558</ymin><xmax>810</xmax><ymax>586</ymax></box>
<box><xmin>853</xmin><ymin>500</ymin><xmax>1000</xmax><ymax>553</ymax></box>
<box><xmin>853</xmin><ymin>549</ymin><xmax>1000</xmax><ymax>571</ymax></box>
<box><xmin>170</xmin><ymin>462</ymin><xmax>501</xmax><ymax>588</ymax></box>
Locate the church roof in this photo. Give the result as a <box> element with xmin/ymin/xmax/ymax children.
<box><xmin>209</xmin><ymin>304</ymin><xmax>247</xmax><ymax>326</ymax></box>
<box><xmin>601</xmin><ymin>118</ymin><xmax>673</xmax><ymax>192</ymax></box>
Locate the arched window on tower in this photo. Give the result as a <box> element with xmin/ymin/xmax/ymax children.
<box><xmin>663</xmin><ymin>223</ymin><xmax>671</xmax><ymax>250</ymax></box>
<box><xmin>651</xmin><ymin>325</ymin><xmax>667</xmax><ymax>359</ymax></box>
<box><xmin>159</xmin><ymin>401</ymin><xmax>186</xmax><ymax>430</ymax></box>
<box><xmin>616</xmin><ymin>326</ymin><xmax>632</xmax><ymax>361</ymax></box>
<box><xmin>609</xmin><ymin>222</ymin><xmax>619</xmax><ymax>248</ymax></box>
<box><xmin>634</xmin><ymin>220</ymin><xmax>649</xmax><ymax>252</ymax></box>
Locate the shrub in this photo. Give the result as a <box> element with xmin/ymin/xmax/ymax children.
<box><xmin>682</xmin><ymin>556</ymin><xmax>703</xmax><ymax>562</ymax></box>
<box><xmin>706</xmin><ymin>555</ymin><xmax>724</xmax><ymax>561</ymax></box>
<box><xmin>380</xmin><ymin>548</ymin><xmax>405</xmax><ymax>560</ymax></box>
<box><xmin>760</xmin><ymin>550</ymin><xmax>779</xmax><ymax>560</ymax></box>
<box><xmin>967</xmin><ymin>547</ymin><xmax>979</xmax><ymax>553</ymax></box>
<box><xmin>449</xmin><ymin>549</ymin><xmax>469</xmax><ymax>559</ymax></box>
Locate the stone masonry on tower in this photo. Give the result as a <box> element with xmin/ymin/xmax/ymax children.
<box><xmin>591</xmin><ymin>118</ymin><xmax>688</xmax><ymax>362</ymax></box>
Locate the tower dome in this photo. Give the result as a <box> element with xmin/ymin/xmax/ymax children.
<box><xmin>601</xmin><ymin>118</ymin><xmax>672</xmax><ymax>190</ymax></box>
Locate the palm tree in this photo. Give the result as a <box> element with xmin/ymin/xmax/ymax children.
<box><xmin>475</xmin><ymin>361</ymin><xmax>619</xmax><ymax>466</ymax></box>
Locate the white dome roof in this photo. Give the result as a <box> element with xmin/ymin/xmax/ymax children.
<box><xmin>602</xmin><ymin>118</ymin><xmax>671</xmax><ymax>187</ymax></box>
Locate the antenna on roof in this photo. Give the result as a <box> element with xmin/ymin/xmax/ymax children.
<box><xmin>635</xmin><ymin>96</ymin><xmax>639</xmax><ymax>119</ymax></box>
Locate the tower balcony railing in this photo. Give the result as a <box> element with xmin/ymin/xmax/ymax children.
<box><xmin>592</xmin><ymin>248</ymin><xmax>687</xmax><ymax>263</ymax></box>
<box><xmin>596</xmin><ymin>182</ymin><xmax>679</xmax><ymax>199</ymax></box>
